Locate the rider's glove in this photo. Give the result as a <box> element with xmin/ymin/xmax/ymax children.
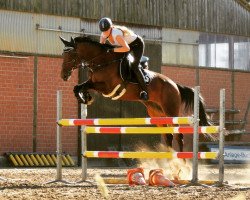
<box><xmin>107</xmin><ymin>48</ymin><xmax>114</xmax><ymax>53</ymax></box>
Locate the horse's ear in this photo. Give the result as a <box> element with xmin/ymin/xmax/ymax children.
<box><xmin>59</xmin><ymin>36</ymin><xmax>74</xmax><ymax>47</ymax></box>
<box><xmin>70</xmin><ymin>37</ymin><xmax>75</xmax><ymax>47</ymax></box>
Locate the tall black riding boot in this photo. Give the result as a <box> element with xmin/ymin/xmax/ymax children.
<box><xmin>133</xmin><ymin>68</ymin><xmax>149</xmax><ymax>101</ymax></box>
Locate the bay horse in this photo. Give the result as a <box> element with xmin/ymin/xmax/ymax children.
<box><xmin>60</xmin><ymin>36</ymin><xmax>213</xmax><ymax>152</ymax></box>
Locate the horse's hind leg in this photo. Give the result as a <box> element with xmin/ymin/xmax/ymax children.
<box><xmin>142</xmin><ymin>101</ymin><xmax>168</xmax><ymax>145</ymax></box>
<box><xmin>158</xmin><ymin>83</ymin><xmax>183</xmax><ymax>151</ymax></box>
<box><xmin>143</xmin><ymin>101</ymin><xmax>177</xmax><ymax>149</ymax></box>
<box><xmin>164</xmin><ymin>130</ymin><xmax>183</xmax><ymax>151</ymax></box>
<box><xmin>163</xmin><ymin>107</ymin><xmax>184</xmax><ymax>152</ymax></box>
<box><xmin>142</xmin><ymin>97</ymin><xmax>183</xmax><ymax>151</ymax></box>
<box><xmin>165</xmin><ymin>134</ymin><xmax>173</xmax><ymax>149</ymax></box>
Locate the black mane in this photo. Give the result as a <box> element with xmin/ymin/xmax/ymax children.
<box><xmin>74</xmin><ymin>35</ymin><xmax>113</xmax><ymax>49</ymax></box>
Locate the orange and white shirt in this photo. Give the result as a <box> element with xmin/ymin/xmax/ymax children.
<box><xmin>102</xmin><ymin>27</ymin><xmax>137</xmax><ymax>46</ymax></box>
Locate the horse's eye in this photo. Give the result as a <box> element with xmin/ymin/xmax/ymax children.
<box><xmin>72</xmin><ymin>59</ymin><xmax>75</xmax><ymax>62</ymax></box>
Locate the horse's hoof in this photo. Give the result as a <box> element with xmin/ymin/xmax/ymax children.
<box><xmin>140</xmin><ymin>91</ymin><xmax>149</xmax><ymax>101</ymax></box>
<box><xmin>73</xmin><ymin>85</ymin><xmax>81</xmax><ymax>94</ymax></box>
<box><xmin>85</xmin><ymin>93</ymin><xmax>92</xmax><ymax>102</ymax></box>
<box><xmin>82</xmin><ymin>92</ymin><xmax>93</xmax><ymax>105</ymax></box>
<box><xmin>86</xmin><ymin>98</ymin><xmax>94</xmax><ymax>105</ymax></box>
<box><xmin>76</xmin><ymin>92</ymin><xmax>86</xmax><ymax>104</ymax></box>
<box><xmin>77</xmin><ymin>97</ymin><xmax>85</xmax><ymax>104</ymax></box>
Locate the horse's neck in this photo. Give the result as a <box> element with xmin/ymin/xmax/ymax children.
<box><xmin>77</xmin><ymin>43</ymin><xmax>124</xmax><ymax>63</ymax></box>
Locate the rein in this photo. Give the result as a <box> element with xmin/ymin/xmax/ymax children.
<box><xmin>89</xmin><ymin>58</ymin><xmax>123</xmax><ymax>72</ymax></box>
<box><xmin>66</xmin><ymin>47</ymin><xmax>124</xmax><ymax>72</ymax></box>
<box><xmin>63</xmin><ymin>44</ymin><xmax>124</xmax><ymax>73</ymax></box>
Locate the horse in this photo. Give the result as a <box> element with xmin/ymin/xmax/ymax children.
<box><xmin>59</xmin><ymin>36</ymin><xmax>214</xmax><ymax>152</ymax></box>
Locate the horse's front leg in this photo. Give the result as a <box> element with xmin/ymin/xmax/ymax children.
<box><xmin>73</xmin><ymin>79</ymin><xmax>94</xmax><ymax>105</ymax></box>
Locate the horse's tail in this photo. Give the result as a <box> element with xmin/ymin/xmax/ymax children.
<box><xmin>177</xmin><ymin>84</ymin><xmax>217</xmax><ymax>140</ymax></box>
<box><xmin>177</xmin><ymin>84</ymin><xmax>210</xmax><ymax>125</ymax></box>
<box><xmin>177</xmin><ymin>84</ymin><xmax>217</xmax><ymax>141</ymax></box>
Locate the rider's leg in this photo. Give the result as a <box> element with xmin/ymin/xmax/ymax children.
<box><xmin>131</xmin><ymin>66</ymin><xmax>149</xmax><ymax>100</ymax></box>
<box><xmin>130</xmin><ymin>37</ymin><xmax>149</xmax><ymax>100</ymax></box>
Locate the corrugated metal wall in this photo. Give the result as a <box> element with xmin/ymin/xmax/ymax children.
<box><xmin>0</xmin><ymin>10</ymin><xmax>162</xmax><ymax>55</ymax></box>
<box><xmin>35</xmin><ymin>14</ymin><xmax>80</xmax><ymax>55</ymax></box>
<box><xmin>0</xmin><ymin>10</ymin><xmax>36</xmax><ymax>53</ymax></box>
<box><xmin>0</xmin><ymin>0</ymin><xmax>249</xmax><ymax>36</ymax></box>
<box><xmin>0</xmin><ymin>10</ymin><xmax>80</xmax><ymax>55</ymax></box>
<box><xmin>80</xmin><ymin>19</ymin><xmax>162</xmax><ymax>40</ymax></box>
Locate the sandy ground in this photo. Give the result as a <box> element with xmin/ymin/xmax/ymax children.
<box><xmin>0</xmin><ymin>163</ymin><xmax>250</xmax><ymax>200</ymax></box>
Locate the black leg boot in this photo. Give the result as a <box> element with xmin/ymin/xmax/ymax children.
<box><xmin>133</xmin><ymin>68</ymin><xmax>149</xmax><ymax>101</ymax></box>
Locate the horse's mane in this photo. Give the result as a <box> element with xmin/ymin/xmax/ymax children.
<box><xmin>74</xmin><ymin>35</ymin><xmax>113</xmax><ymax>49</ymax></box>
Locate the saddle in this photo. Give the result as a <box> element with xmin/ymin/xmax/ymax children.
<box><xmin>120</xmin><ymin>54</ymin><xmax>153</xmax><ymax>84</ymax></box>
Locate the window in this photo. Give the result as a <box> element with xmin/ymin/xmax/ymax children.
<box><xmin>234</xmin><ymin>36</ymin><xmax>249</xmax><ymax>71</ymax></box>
<box><xmin>215</xmin><ymin>35</ymin><xmax>229</xmax><ymax>68</ymax></box>
<box><xmin>163</xmin><ymin>29</ymin><xmax>250</xmax><ymax>71</ymax></box>
<box><xmin>198</xmin><ymin>33</ymin><xmax>216</xmax><ymax>67</ymax></box>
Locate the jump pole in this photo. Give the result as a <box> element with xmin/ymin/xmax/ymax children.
<box><xmin>185</xmin><ymin>87</ymin><xmax>225</xmax><ymax>187</ymax></box>
<box><xmin>217</xmin><ymin>89</ymin><xmax>225</xmax><ymax>186</ymax></box>
<box><xmin>56</xmin><ymin>90</ymin><xmax>63</xmax><ymax>181</ymax></box>
<box><xmin>79</xmin><ymin>86</ymin><xmax>204</xmax><ymax>183</ymax></box>
<box><xmin>79</xmin><ymin>103</ymin><xmax>87</xmax><ymax>182</ymax></box>
<box><xmin>182</xmin><ymin>86</ymin><xmax>201</xmax><ymax>187</ymax></box>
<box><xmin>192</xmin><ymin>86</ymin><xmax>200</xmax><ymax>184</ymax></box>
<box><xmin>46</xmin><ymin>90</ymin><xmax>72</xmax><ymax>184</ymax></box>
<box><xmin>53</xmin><ymin>87</ymin><xmax>224</xmax><ymax>186</ymax></box>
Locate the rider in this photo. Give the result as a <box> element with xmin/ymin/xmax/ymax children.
<box><xmin>98</xmin><ymin>17</ymin><xmax>149</xmax><ymax>101</ymax></box>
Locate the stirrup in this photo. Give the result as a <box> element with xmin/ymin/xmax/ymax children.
<box><xmin>140</xmin><ymin>91</ymin><xmax>149</xmax><ymax>101</ymax></box>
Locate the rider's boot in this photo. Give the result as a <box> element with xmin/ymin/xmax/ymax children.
<box><xmin>133</xmin><ymin>67</ymin><xmax>149</xmax><ymax>101</ymax></box>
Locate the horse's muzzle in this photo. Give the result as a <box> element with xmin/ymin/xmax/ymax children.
<box><xmin>61</xmin><ymin>70</ymin><xmax>72</xmax><ymax>81</ymax></box>
<box><xmin>63</xmin><ymin>76</ymin><xmax>69</xmax><ymax>81</ymax></box>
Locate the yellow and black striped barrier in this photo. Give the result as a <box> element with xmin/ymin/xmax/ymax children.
<box><xmin>6</xmin><ymin>153</ymin><xmax>75</xmax><ymax>167</ymax></box>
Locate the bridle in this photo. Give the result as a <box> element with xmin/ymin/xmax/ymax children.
<box><xmin>63</xmin><ymin>46</ymin><xmax>123</xmax><ymax>72</ymax></box>
<box><xmin>63</xmin><ymin>47</ymin><xmax>82</xmax><ymax>70</ymax></box>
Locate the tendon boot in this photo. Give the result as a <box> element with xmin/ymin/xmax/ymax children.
<box><xmin>133</xmin><ymin>68</ymin><xmax>149</xmax><ymax>101</ymax></box>
<box><xmin>140</xmin><ymin>91</ymin><xmax>148</xmax><ymax>101</ymax></box>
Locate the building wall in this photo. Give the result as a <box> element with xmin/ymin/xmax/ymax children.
<box><xmin>0</xmin><ymin>56</ymin><xmax>33</xmax><ymax>154</ymax></box>
<box><xmin>234</xmin><ymin>72</ymin><xmax>250</xmax><ymax>141</ymax></box>
<box><xmin>162</xmin><ymin>65</ymin><xmax>250</xmax><ymax>140</ymax></box>
<box><xmin>0</xmin><ymin>56</ymin><xmax>78</xmax><ymax>156</ymax></box>
<box><xmin>0</xmin><ymin>57</ymin><xmax>249</xmax><ymax>157</ymax></box>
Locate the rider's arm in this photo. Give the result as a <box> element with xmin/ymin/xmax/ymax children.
<box><xmin>113</xmin><ymin>35</ymin><xmax>130</xmax><ymax>53</ymax></box>
<box><xmin>100</xmin><ymin>35</ymin><xmax>106</xmax><ymax>44</ymax></box>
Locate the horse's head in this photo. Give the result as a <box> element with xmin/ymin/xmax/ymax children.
<box><xmin>60</xmin><ymin>37</ymin><xmax>82</xmax><ymax>81</ymax></box>
<box><xmin>60</xmin><ymin>35</ymin><xmax>121</xmax><ymax>81</ymax></box>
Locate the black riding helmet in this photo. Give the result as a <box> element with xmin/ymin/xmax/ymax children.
<box><xmin>99</xmin><ymin>17</ymin><xmax>112</xmax><ymax>32</ymax></box>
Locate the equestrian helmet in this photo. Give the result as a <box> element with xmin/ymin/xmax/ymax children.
<box><xmin>99</xmin><ymin>17</ymin><xmax>112</xmax><ymax>32</ymax></box>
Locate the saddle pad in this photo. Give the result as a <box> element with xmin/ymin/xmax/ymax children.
<box><xmin>119</xmin><ymin>57</ymin><xmax>152</xmax><ymax>84</ymax></box>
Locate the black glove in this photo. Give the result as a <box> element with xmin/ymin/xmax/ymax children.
<box><xmin>107</xmin><ymin>48</ymin><xmax>114</xmax><ymax>53</ymax></box>
<box><xmin>73</xmin><ymin>85</ymin><xmax>84</xmax><ymax>103</ymax></box>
